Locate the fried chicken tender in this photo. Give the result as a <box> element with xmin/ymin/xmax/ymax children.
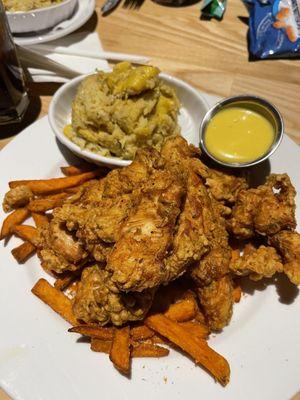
<box><xmin>59</xmin><ymin>193</ymin><xmax>137</xmax><ymax>245</ymax></box>
<box><xmin>190</xmin><ymin>194</ymin><xmax>231</xmax><ymax>286</ymax></box>
<box><xmin>230</xmin><ymin>245</ymin><xmax>283</xmax><ymax>281</ymax></box>
<box><xmin>269</xmin><ymin>231</ymin><xmax>300</xmax><ymax>285</ymax></box>
<box><xmin>38</xmin><ymin>214</ymin><xmax>88</xmax><ymax>274</ymax></box>
<box><xmin>198</xmin><ymin>167</ymin><xmax>248</xmax><ymax>205</ymax></box>
<box><xmin>101</xmin><ymin>147</ymin><xmax>161</xmax><ymax>198</ymax></box>
<box><xmin>229</xmin><ymin>174</ymin><xmax>296</xmax><ymax>239</ymax></box>
<box><xmin>38</xmin><ymin>148</ymin><xmax>159</xmax><ymax>273</ymax></box>
<box><xmin>197</xmin><ymin>275</ymin><xmax>234</xmax><ymax>331</ymax></box>
<box><xmin>164</xmin><ymin>171</ymin><xmax>210</xmax><ymax>282</ymax></box>
<box><xmin>3</xmin><ymin>185</ymin><xmax>33</xmax><ymax>212</ymax></box>
<box><xmin>107</xmin><ymin>169</ymin><xmax>185</xmax><ymax>292</ymax></box>
<box><xmin>160</xmin><ymin>137</ymin><xmax>247</xmax><ymax>206</ymax></box>
<box><xmin>161</xmin><ymin>137</ymin><xmax>231</xmax><ymax>282</ymax></box>
<box><xmin>160</xmin><ymin>137</ymin><xmax>231</xmax><ymax>286</ymax></box>
<box><xmin>73</xmin><ymin>265</ymin><xmax>154</xmax><ymax>326</ymax></box>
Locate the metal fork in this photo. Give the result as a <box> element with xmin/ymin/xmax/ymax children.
<box><xmin>123</xmin><ymin>0</ymin><xmax>145</xmax><ymax>10</ymax></box>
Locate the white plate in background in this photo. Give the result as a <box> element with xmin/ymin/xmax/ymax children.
<box><xmin>0</xmin><ymin>107</ymin><xmax>300</xmax><ymax>399</ymax></box>
<box><xmin>49</xmin><ymin>72</ymin><xmax>210</xmax><ymax>167</ymax></box>
<box><xmin>13</xmin><ymin>0</ymin><xmax>95</xmax><ymax>45</ymax></box>
<box><xmin>7</xmin><ymin>0</ymin><xmax>77</xmax><ymax>34</ymax></box>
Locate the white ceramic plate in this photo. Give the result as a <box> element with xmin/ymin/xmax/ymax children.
<box><xmin>49</xmin><ymin>72</ymin><xmax>210</xmax><ymax>167</ymax></box>
<box><xmin>7</xmin><ymin>0</ymin><xmax>77</xmax><ymax>34</ymax></box>
<box><xmin>0</xmin><ymin>111</ymin><xmax>300</xmax><ymax>400</ymax></box>
<box><xmin>13</xmin><ymin>0</ymin><xmax>95</xmax><ymax>45</ymax></box>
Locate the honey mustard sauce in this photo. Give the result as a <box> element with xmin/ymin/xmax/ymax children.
<box><xmin>204</xmin><ymin>106</ymin><xmax>275</xmax><ymax>163</ymax></box>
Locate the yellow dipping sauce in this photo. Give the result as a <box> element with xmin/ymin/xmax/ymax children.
<box><xmin>204</xmin><ymin>106</ymin><xmax>275</xmax><ymax>164</ymax></box>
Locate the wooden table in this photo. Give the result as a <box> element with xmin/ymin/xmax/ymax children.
<box><xmin>1</xmin><ymin>0</ymin><xmax>300</xmax><ymax>398</ymax></box>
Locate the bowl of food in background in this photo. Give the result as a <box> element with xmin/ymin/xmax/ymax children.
<box><xmin>49</xmin><ymin>62</ymin><xmax>210</xmax><ymax>167</ymax></box>
<box><xmin>4</xmin><ymin>0</ymin><xmax>78</xmax><ymax>33</ymax></box>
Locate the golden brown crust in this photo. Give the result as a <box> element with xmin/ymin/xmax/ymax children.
<box><xmin>197</xmin><ymin>275</ymin><xmax>234</xmax><ymax>331</ymax></box>
<box><xmin>269</xmin><ymin>231</ymin><xmax>300</xmax><ymax>285</ymax></box>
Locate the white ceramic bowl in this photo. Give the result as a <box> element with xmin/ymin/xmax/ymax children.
<box><xmin>6</xmin><ymin>0</ymin><xmax>77</xmax><ymax>33</ymax></box>
<box><xmin>49</xmin><ymin>72</ymin><xmax>210</xmax><ymax>167</ymax></box>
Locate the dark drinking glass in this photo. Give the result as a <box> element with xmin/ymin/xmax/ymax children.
<box><xmin>0</xmin><ymin>0</ymin><xmax>29</xmax><ymax>125</ymax></box>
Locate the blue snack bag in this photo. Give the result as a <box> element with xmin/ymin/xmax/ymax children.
<box><xmin>246</xmin><ymin>0</ymin><xmax>300</xmax><ymax>58</ymax></box>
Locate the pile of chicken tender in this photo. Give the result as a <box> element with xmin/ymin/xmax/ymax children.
<box><xmin>3</xmin><ymin>136</ymin><xmax>300</xmax><ymax>333</ymax></box>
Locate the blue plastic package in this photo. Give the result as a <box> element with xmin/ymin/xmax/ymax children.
<box><xmin>245</xmin><ymin>0</ymin><xmax>300</xmax><ymax>59</ymax></box>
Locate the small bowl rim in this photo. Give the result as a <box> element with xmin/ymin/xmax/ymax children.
<box><xmin>199</xmin><ymin>94</ymin><xmax>284</xmax><ymax>168</ymax></box>
<box><xmin>6</xmin><ymin>0</ymin><xmax>75</xmax><ymax>15</ymax></box>
<box><xmin>48</xmin><ymin>71</ymin><xmax>210</xmax><ymax>167</ymax></box>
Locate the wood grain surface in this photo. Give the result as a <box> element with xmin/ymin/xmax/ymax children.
<box><xmin>0</xmin><ymin>0</ymin><xmax>300</xmax><ymax>398</ymax></box>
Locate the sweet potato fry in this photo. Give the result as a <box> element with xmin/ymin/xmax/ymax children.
<box><xmin>11</xmin><ymin>241</ymin><xmax>36</xmax><ymax>263</ymax></box>
<box><xmin>109</xmin><ymin>326</ymin><xmax>131</xmax><ymax>375</ymax></box>
<box><xmin>130</xmin><ymin>325</ymin><xmax>155</xmax><ymax>341</ymax></box>
<box><xmin>233</xmin><ymin>285</ymin><xmax>242</xmax><ymax>303</ymax></box>
<box><xmin>31</xmin><ymin>212</ymin><xmax>50</xmax><ymax>228</ymax></box>
<box><xmin>131</xmin><ymin>343</ymin><xmax>169</xmax><ymax>358</ymax></box>
<box><xmin>164</xmin><ymin>298</ymin><xmax>197</xmax><ymax>322</ymax></box>
<box><xmin>68</xmin><ymin>325</ymin><xmax>114</xmax><ymax>340</ymax></box>
<box><xmin>9</xmin><ymin>170</ymin><xmax>102</xmax><ymax>195</ymax></box>
<box><xmin>28</xmin><ymin>193</ymin><xmax>69</xmax><ymax>212</ymax></box>
<box><xmin>31</xmin><ymin>278</ymin><xmax>78</xmax><ymax>326</ymax></box>
<box><xmin>91</xmin><ymin>338</ymin><xmax>112</xmax><ymax>354</ymax></box>
<box><xmin>145</xmin><ymin>314</ymin><xmax>230</xmax><ymax>386</ymax></box>
<box><xmin>0</xmin><ymin>208</ymin><xmax>30</xmax><ymax>240</ymax></box>
<box><xmin>12</xmin><ymin>225</ymin><xmax>39</xmax><ymax>246</ymax></box>
<box><xmin>92</xmin><ymin>339</ymin><xmax>168</xmax><ymax>357</ymax></box>
<box><xmin>61</xmin><ymin>164</ymin><xmax>95</xmax><ymax>176</ymax></box>
<box><xmin>180</xmin><ymin>321</ymin><xmax>210</xmax><ymax>340</ymax></box>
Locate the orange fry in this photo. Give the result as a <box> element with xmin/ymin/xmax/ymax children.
<box><xmin>11</xmin><ymin>241</ymin><xmax>36</xmax><ymax>263</ymax></box>
<box><xmin>12</xmin><ymin>225</ymin><xmax>39</xmax><ymax>246</ymax></box>
<box><xmin>60</xmin><ymin>164</ymin><xmax>95</xmax><ymax>176</ymax></box>
<box><xmin>180</xmin><ymin>321</ymin><xmax>210</xmax><ymax>340</ymax></box>
<box><xmin>31</xmin><ymin>278</ymin><xmax>78</xmax><ymax>326</ymax></box>
<box><xmin>109</xmin><ymin>326</ymin><xmax>131</xmax><ymax>375</ymax></box>
<box><xmin>131</xmin><ymin>343</ymin><xmax>169</xmax><ymax>358</ymax></box>
<box><xmin>130</xmin><ymin>325</ymin><xmax>155</xmax><ymax>341</ymax></box>
<box><xmin>28</xmin><ymin>193</ymin><xmax>69</xmax><ymax>212</ymax></box>
<box><xmin>31</xmin><ymin>212</ymin><xmax>50</xmax><ymax>228</ymax></box>
<box><xmin>9</xmin><ymin>170</ymin><xmax>102</xmax><ymax>195</ymax></box>
<box><xmin>164</xmin><ymin>298</ymin><xmax>197</xmax><ymax>322</ymax></box>
<box><xmin>233</xmin><ymin>285</ymin><xmax>242</xmax><ymax>303</ymax></box>
<box><xmin>91</xmin><ymin>338</ymin><xmax>112</xmax><ymax>354</ymax></box>
<box><xmin>0</xmin><ymin>208</ymin><xmax>30</xmax><ymax>240</ymax></box>
<box><xmin>68</xmin><ymin>325</ymin><xmax>114</xmax><ymax>340</ymax></box>
<box><xmin>145</xmin><ymin>314</ymin><xmax>230</xmax><ymax>386</ymax></box>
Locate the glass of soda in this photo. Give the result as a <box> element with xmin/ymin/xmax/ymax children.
<box><xmin>0</xmin><ymin>0</ymin><xmax>29</xmax><ymax>125</ymax></box>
